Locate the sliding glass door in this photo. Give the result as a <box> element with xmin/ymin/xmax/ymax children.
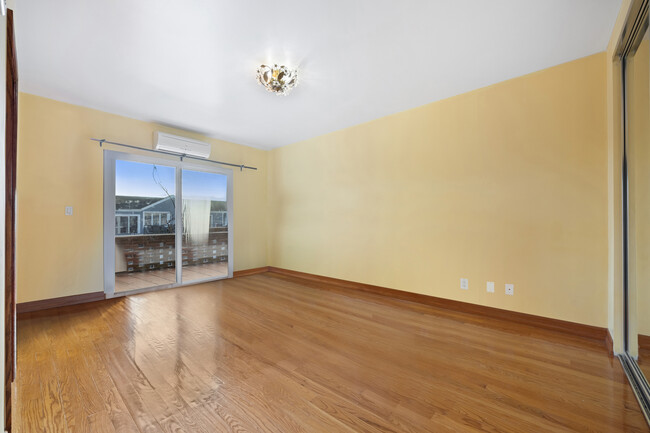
<box><xmin>113</xmin><ymin>159</ymin><xmax>177</xmax><ymax>293</ymax></box>
<box><xmin>181</xmin><ymin>169</ymin><xmax>229</xmax><ymax>283</ymax></box>
<box><xmin>104</xmin><ymin>151</ymin><xmax>233</xmax><ymax>297</ymax></box>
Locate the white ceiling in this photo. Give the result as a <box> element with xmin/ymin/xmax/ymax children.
<box><xmin>16</xmin><ymin>0</ymin><xmax>621</xmax><ymax>149</ymax></box>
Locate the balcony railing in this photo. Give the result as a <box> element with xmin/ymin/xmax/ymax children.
<box><xmin>115</xmin><ymin>229</ymin><xmax>228</xmax><ymax>274</ymax></box>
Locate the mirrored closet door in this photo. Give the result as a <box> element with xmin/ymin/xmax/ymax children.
<box><xmin>623</xmin><ymin>0</ymin><xmax>650</xmax><ymax>422</ymax></box>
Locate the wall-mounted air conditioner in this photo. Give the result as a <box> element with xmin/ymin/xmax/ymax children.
<box><xmin>154</xmin><ymin>131</ymin><xmax>211</xmax><ymax>159</ymax></box>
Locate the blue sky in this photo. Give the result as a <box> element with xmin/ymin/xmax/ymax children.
<box><xmin>116</xmin><ymin>160</ymin><xmax>227</xmax><ymax>201</ymax></box>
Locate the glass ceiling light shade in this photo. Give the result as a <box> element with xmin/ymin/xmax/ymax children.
<box><xmin>256</xmin><ymin>64</ymin><xmax>298</xmax><ymax>95</ymax></box>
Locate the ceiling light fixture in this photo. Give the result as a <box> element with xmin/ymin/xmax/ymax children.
<box><xmin>256</xmin><ymin>64</ymin><xmax>298</xmax><ymax>96</ymax></box>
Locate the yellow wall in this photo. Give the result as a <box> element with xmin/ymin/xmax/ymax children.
<box><xmin>17</xmin><ymin>54</ymin><xmax>612</xmax><ymax>328</ymax></box>
<box><xmin>268</xmin><ymin>53</ymin><xmax>608</xmax><ymax>327</ymax></box>
<box><xmin>16</xmin><ymin>93</ymin><xmax>268</xmax><ymax>303</ymax></box>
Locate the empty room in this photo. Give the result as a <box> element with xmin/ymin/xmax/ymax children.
<box><xmin>0</xmin><ymin>0</ymin><xmax>649</xmax><ymax>432</ymax></box>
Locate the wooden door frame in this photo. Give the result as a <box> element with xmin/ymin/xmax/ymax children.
<box><xmin>5</xmin><ymin>8</ymin><xmax>17</xmax><ymax>432</ymax></box>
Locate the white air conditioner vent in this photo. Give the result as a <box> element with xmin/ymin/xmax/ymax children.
<box><xmin>154</xmin><ymin>132</ymin><xmax>211</xmax><ymax>159</ymax></box>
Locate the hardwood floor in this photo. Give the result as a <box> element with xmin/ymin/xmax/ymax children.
<box><xmin>14</xmin><ymin>273</ymin><xmax>649</xmax><ymax>432</ymax></box>
<box><xmin>115</xmin><ymin>262</ymin><xmax>227</xmax><ymax>292</ymax></box>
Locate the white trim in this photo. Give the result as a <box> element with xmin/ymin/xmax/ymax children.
<box><xmin>103</xmin><ymin>149</ymin><xmax>234</xmax><ymax>298</ymax></box>
<box><xmin>103</xmin><ymin>153</ymin><xmax>116</xmax><ymax>298</ymax></box>
<box><xmin>227</xmin><ymin>167</ymin><xmax>234</xmax><ymax>278</ymax></box>
<box><xmin>175</xmin><ymin>163</ymin><xmax>183</xmax><ymax>284</ymax></box>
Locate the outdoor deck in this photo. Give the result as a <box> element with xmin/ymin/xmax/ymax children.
<box><xmin>115</xmin><ymin>262</ymin><xmax>228</xmax><ymax>293</ymax></box>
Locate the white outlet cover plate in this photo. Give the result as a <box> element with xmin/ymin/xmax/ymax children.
<box><xmin>65</xmin><ymin>206</ymin><xmax>73</xmax><ymax>216</ymax></box>
<box><xmin>505</xmin><ymin>284</ymin><xmax>514</xmax><ymax>295</ymax></box>
<box><xmin>487</xmin><ymin>281</ymin><xmax>495</xmax><ymax>293</ymax></box>
<box><xmin>460</xmin><ymin>278</ymin><xmax>468</xmax><ymax>290</ymax></box>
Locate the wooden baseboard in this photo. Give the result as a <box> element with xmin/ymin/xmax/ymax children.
<box><xmin>639</xmin><ymin>334</ymin><xmax>650</xmax><ymax>350</ymax></box>
<box><xmin>606</xmin><ymin>329</ymin><xmax>614</xmax><ymax>356</ymax></box>
<box><xmin>16</xmin><ymin>267</ymin><xmax>608</xmax><ymax>346</ymax></box>
<box><xmin>16</xmin><ymin>266</ymin><xmax>267</xmax><ymax>314</ymax></box>
<box><xmin>267</xmin><ymin>267</ymin><xmax>607</xmax><ymax>343</ymax></box>
<box><xmin>233</xmin><ymin>266</ymin><xmax>270</xmax><ymax>278</ymax></box>
<box><xmin>17</xmin><ymin>291</ymin><xmax>105</xmax><ymax>315</ymax></box>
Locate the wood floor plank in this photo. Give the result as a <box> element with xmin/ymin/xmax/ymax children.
<box><xmin>15</xmin><ymin>273</ymin><xmax>650</xmax><ymax>432</ymax></box>
<box><xmin>66</xmin><ymin>309</ymin><xmax>141</xmax><ymax>433</ymax></box>
<box><xmin>45</xmin><ymin>313</ymin><xmax>102</xmax><ymax>429</ymax></box>
<box><xmin>16</xmin><ymin>319</ymin><xmax>47</xmax><ymax>433</ymax></box>
<box><xmin>86</xmin><ymin>411</ymin><xmax>117</xmax><ymax>433</ymax></box>
<box><xmin>25</xmin><ymin>315</ymin><xmax>70</xmax><ymax>433</ymax></box>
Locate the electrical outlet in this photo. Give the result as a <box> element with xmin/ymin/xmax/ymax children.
<box><xmin>505</xmin><ymin>284</ymin><xmax>514</xmax><ymax>295</ymax></box>
<box><xmin>460</xmin><ymin>278</ymin><xmax>468</xmax><ymax>290</ymax></box>
<box><xmin>65</xmin><ymin>206</ymin><xmax>73</xmax><ymax>216</ymax></box>
<box><xmin>486</xmin><ymin>281</ymin><xmax>495</xmax><ymax>293</ymax></box>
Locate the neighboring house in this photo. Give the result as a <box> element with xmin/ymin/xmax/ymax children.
<box><xmin>209</xmin><ymin>201</ymin><xmax>228</xmax><ymax>228</ymax></box>
<box><xmin>115</xmin><ymin>196</ymin><xmax>227</xmax><ymax>235</ymax></box>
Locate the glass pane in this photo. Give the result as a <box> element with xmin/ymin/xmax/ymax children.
<box><xmin>115</xmin><ymin>160</ymin><xmax>177</xmax><ymax>292</ymax></box>
<box><xmin>182</xmin><ymin>169</ymin><xmax>228</xmax><ymax>283</ymax></box>
<box><xmin>626</xmin><ymin>24</ymin><xmax>650</xmax><ymax>378</ymax></box>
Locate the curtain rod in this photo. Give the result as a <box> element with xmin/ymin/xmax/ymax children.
<box><xmin>91</xmin><ymin>138</ymin><xmax>258</xmax><ymax>171</ymax></box>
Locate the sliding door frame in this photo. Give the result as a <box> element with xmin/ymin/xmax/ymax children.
<box><xmin>617</xmin><ymin>0</ymin><xmax>650</xmax><ymax>424</ymax></box>
<box><xmin>103</xmin><ymin>149</ymin><xmax>233</xmax><ymax>298</ymax></box>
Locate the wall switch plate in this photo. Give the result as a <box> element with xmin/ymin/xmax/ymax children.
<box><xmin>505</xmin><ymin>284</ymin><xmax>514</xmax><ymax>295</ymax></box>
<box><xmin>460</xmin><ymin>278</ymin><xmax>468</xmax><ymax>290</ymax></box>
<box><xmin>487</xmin><ymin>281</ymin><xmax>495</xmax><ymax>293</ymax></box>
<box><xmin>65</xmin><ymin>206</ymin><xmax>73</xmax><ymax>216</ymax></box>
